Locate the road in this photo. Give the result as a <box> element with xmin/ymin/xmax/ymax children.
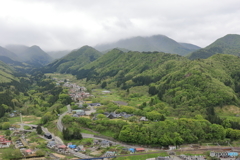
<box><xmin>19</xmin><ymin>113</ymin><xmax>24</xmax><ymax>130</ymax></box>
<box><xmin>57</xmin><ymin>104</ymin><xmax>71</xmax><ymax>132</ymax></box>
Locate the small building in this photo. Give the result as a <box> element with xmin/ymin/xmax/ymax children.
<box><xmin>47</xmin><ymin>140</ymin><xmax>56</xmax><ymax>148</ymax></box>
<box><xmin>102</xmin><ymin>90</ymin><xmax>111</xmax><ymax>94</ymax></box>
<box><xmin>100</xmin><ymin>140</ymin><xmax>111</xmax><ymax>148</ymax></box>
<box><xmin>129</xmin><ymin>148</ymin><xmax>135</xmax><ymax>153</ymax></box>
<box><xmin>140</xmin><ymin>117</ymin><xmax>148</xmax><ymax>121</ymax></box>
<box><xmin>169</xmin><ymin>145</ymin><xmax>176</xmax><ymax>150</ymax></box>
<box><xmin>0</xmin><ymin>135</ymin><xmax>11</xmax><ymax>148</ymax></box>
<box><xmin>24</xmin><ymin>149</ymin><xmax>33</xmax><ymax>155</ymax></box>
<box><xmin>57</xmin><ymin>144</ymin><xmax>67</xmax><ymax>151</ymax></box>
<box><xmin>88</xmin><ymin>103</ymin><xmax>101</xmax><ymax>107</ymax></box>
<box><xmin>155</xmin><ymin>156</ymin><xmax>171</xmax><ymax>160</ymax></box>
<box><xmin>136</xmin><ymin>148</ymin><xmax>145</xmax><ymax>152</ymax></box>
<box><xmin>75</xmin><ymin>145</ymin><xmax>86</xmax><ymax>152</ymax></box>
<box><xmin>68</xmin><ymin>144</ymin><xmax>77</xmax><ymax>149</ymax></box>
<box><xmin>72</xmin><ymin>110</ymin><xmax>85</xmax><ymax>116</ymax></box>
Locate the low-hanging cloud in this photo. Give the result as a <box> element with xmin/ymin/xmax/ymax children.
<box><xmin>0</xmin><ymin>0</ymin><xmax>240</xmax><ymax>51</ymax></box>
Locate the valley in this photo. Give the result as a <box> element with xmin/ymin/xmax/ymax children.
<box><xmin>2</xmin><ymin>34</ymin><xmax>240</xmax><ymax>159</ymax></box>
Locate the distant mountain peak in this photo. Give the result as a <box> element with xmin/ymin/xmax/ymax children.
<box><xmin>95</xmin><ymin>34</ymin><xmax>200</xmax><ymax>56</ymax></box>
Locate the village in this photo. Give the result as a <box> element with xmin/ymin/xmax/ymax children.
<box><xmin>1</xmin><ymin>78</ymin><xmax>240</xmax><ymax>160</ymax></box>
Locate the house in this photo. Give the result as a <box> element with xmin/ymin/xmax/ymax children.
<box><xmin>88</xmin><ymin>103</ymin><xmax>101</xmax><ymax>107</ymax></box>
<box><xmin>9</xmin><ymin>113</ymin><xmax>15</xmax><ymax>117</ymax></box>
<box><xmin>47</xmin><ymin>140</ymin><xmax>57</xmax><ymax>148</ymax></box>
<box><xmin>75</xmin><ymin>145</ymin><xmax>86</xmax><ymax>152</ymax></box>
<box><xmin>57</xmin><ymin>144</ymin><xmax>67</xmax><ymax>152</ymax></box>
<box><xmin>72</xmin><ymin>110</ymin><xmax>85</xmax><ymax>116</ymax></box>
<box><xmin>0</xmin><ymin>135</ymin><xmax>11</xmax><ymax>148</ymax></box>
<box><xmin>102</xmin><ymin>90</ymin><xmax>111</xmax><ymax>94</ymax></box>
<box><xmin>155</xmin><ymin>156</ymin><xmax>171</xmax><ymax>160</ymax></box>
<box><xmin>24</xmin><ymin>149</ymin><xmax>33</xmax><ymax>155</ymax></box>
<box><xmin>136</xmin><ymin>148</ymin><xmax>145</xmax><ymax>152</ymax></box>
<box><xmin>169</xmin><ymin>145</ymin><xmax>176</xmax><ymax>150</ymax></box>
<box><xmin>107</xmin><ymin>112</ymin><xmax>132</xmax><ymax>119</ymax></box>
<box><xmin>119</xmin><ymin>112</ymin><xmax>132</xmax><ymax>119</ymax></box>
<box><xmin>104</xmin><ymin>151</ymin><xmax>115</xmax><ymax>157</ymax></box>
<box><xmin>100</xmin><ymin>140</ymin><xmax>111</xmax><ymax>148</ymax></box>
<box><xmin>107</xmin><ymin>113</ymin><xmax>120</xmax><ymax>119</ymax></box>
<box><xmin>140</xmin><ymin>117</ymin><xmax>148</xmax><ymax>121</ymax></box>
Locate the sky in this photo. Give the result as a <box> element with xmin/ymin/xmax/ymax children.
<box><xmin>0</xmin><ymin>0</ymin><xmax>240</xmax><ymax>51</ymax></box>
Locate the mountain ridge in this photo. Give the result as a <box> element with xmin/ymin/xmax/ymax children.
<box><xmin>188</xmin><ymin>34</ymin><xmax>240</xmax><ymax>59</ymax></box>
<box><xmin>95</xmin><ymin>35</ymin><xmax>201</xmax><ymax>56</ymax></box>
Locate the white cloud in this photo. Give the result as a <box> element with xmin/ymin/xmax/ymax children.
<box><xmin>0</xmin><ymin>0</ymin><xmax>240</xmax><ymax>51</ymax></box>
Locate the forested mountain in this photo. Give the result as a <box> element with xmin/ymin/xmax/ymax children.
<box><xmin>74</xmin><ymin>49</ymin><xmax>240</xmax><ymax>117</ymax></box>
<box><xmin>43</xmin><ymin>45</ymin><xmax>102</xmax><ymax>74</ymax></box>
<box><xmin>0</xmin><ymin>46</ymin><xmax>19</xmax><ymax>61</ymax></box>
<box><xmin>6</xmin><ymin>45</ymin><xmax>53</xmax><ymax>67</ymax></box>
<box><xmin>47</xmin><ymin>50</ymin><xmax>71</xmax><ymax>59</ymax></box>
<box><xmin>188</xmin><ymin>34</ymin><xmax>240</xmax><ymax>59</ymax></box>
<box><xmin>95</xmin><ymin>35</ymin><xmax>201</xmax><ymax>56</ymax></box>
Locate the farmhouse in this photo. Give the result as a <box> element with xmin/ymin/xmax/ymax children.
<box><xmin>0</xmin><ymin>135</ymin><xmax>11</xmax><ymax>148</ymax></box>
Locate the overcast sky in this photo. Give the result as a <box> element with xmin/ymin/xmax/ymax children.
<box><xmin>0</xmin><ymin>0</ymin><xmax>240</xmax><ymax>51</ymax></box>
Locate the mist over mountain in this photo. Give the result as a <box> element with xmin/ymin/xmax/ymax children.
<box><xmin>6</xmin><ymin>45</ymin><xmax>53</xmax><ymax>67</ymax></box>
<box><xmin>188</xmin><ymin>34</ymin><xmax>240</xmax><ymax>59</ymax></box>
<box><xmin>47</xmin><ymin>50</ymin><xmax>71</xmax><ymax>60</ymax></box>
<box><xmin>0</xmin><ymin>46</ymin><xmax>19</xmax><ymax>61</ymax></box>
<box><xmin>95</xmin><ymin>35</ymin><xmax>201</xmax><ymax>56</ymax></box>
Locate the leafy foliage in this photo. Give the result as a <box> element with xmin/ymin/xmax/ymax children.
<box><xmin>43</xmin><ymin>45</ymin><xmax>102</xmax><ymax>74</ymax></box>
<box><xmin>188</xmin><ymin>34</ymin><xmax>240</xmax><ymax>59</ymax></box>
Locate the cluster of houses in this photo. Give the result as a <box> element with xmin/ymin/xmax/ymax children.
<box><xmin>62</xmin><ymin>82</ymin><xmax>92</xmax><ymax>101</ymax></box>
<box><xmin>47</xmin><ymin>140</ymin><xmax>69</xmax><ymax>154</ymax></box>
<box><xmin>105</xmin><ymin>112</ymin><xmax>133</xmax><ymax>119</ymax></box>
<box><xmin>0</xmin><ymin>135</ymin><xmax>11</xmax><ymax>148</ymax></box>
<box><xmin>47</xmin><ymin>140</ymin><xmax>86</xmax><ymax>154</ymax></box>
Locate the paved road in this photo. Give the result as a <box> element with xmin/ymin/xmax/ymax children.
<box><xmin>57</xmin><ymin>104</ymin><xmax>71</xmax><ymax>132</ymax></box>
<box><xmin>19</xmin><ymin>113</ymin><xmax>24</xmax><ymax>130</ymax></box>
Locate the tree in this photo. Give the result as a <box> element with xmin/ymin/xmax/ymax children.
<box><xmin>2</xmin><ymin>122</ymin><xmax>10</xmax><ymax>130</ymax></box>
<box><xmin>2</xmin><ymin>149</ymin><xmax>23</xmax><ymax>160</ymax></box>
<box><xmin>5</xmin><ymin>130</ymin><xmax>11</xmax><ymax>136</ymax></box>
<box><xmin>101</xmin><ymin>82</ymin><xmax>107</xmax><ymax>88</ymax></box>
<box><xmin>97</xmin><ymin>114</ymin><xmax>106</xmax><ymax>120</ymax></box>
<box><xmin>63</xmin><ymin>128</ymin><xmax>70</xmax><ymax>140</ymax></box>
<box><xmin>36</xmin><ymin>125</ymin><xmax>43</xmax><ymax>134</ymax></box>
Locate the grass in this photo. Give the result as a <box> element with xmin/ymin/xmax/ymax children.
<box><xmin>113</xmin><ymin>152</ymin><xmax>168</xmax><ymax>160</ymax></box>
<box><xmin>8</xmin><ymin>116</ymin><xmax>21</xmax><ymax>125</ymax></box>
<box><xmin>22</xmin><ymin>115</ymin><xmax>41</xmax><ymax>125</ymax></box>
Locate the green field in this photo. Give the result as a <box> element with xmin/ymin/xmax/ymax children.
<box><xmin>113</xmin><ymin>152</ymin><xmax>168</xmax><ymax>160</ymax></box>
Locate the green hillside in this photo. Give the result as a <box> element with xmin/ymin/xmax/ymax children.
<box><xmin>0</xmin><ymin>60</ymin><xmax>17</xmax><ymax>83</ymax></box>
<box><xmin>44</xmin><ymin>45</ymin><xmax>102</xmax><ymax>74</ymax></box>
<box><xmin>188</xmin><ymin>34</ymin><xmax>240</xmax><ymax>59</ymax></box>
<box><xmin>75</xmin><ymin>49</ymin><xmax>240</xmax><ymax>117</ymax></box>
<box><xmin>95</xmin><ymin>35</ymin><xmax>201</xmax><ymax>56</ymax></box>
